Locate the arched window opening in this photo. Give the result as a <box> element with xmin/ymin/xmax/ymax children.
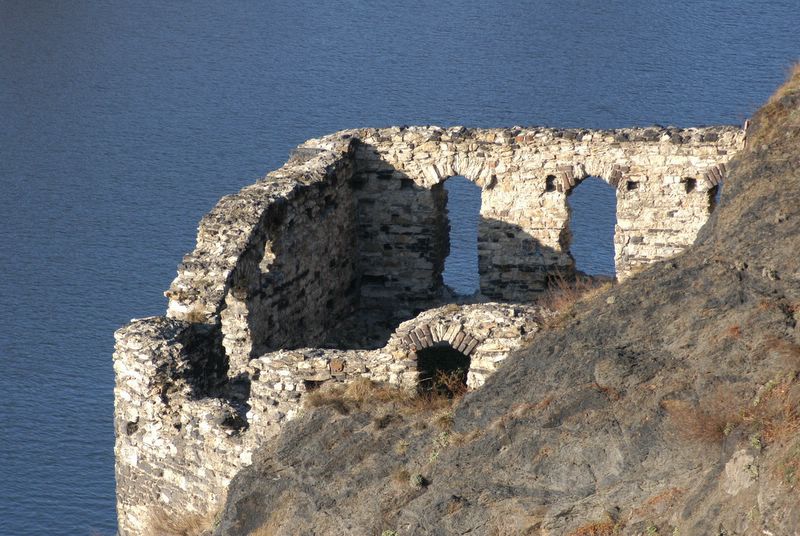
<box><xmin>416</xmin><ymin>344</ymin><xmax>470</xmax><ymax>397</ymax></box>
<box><xmin>545</xmin><ymin>174</ymin><xmax>557</xmax><ymax>192</ymax></box>
<box><xmin>567</xmin><ymin>176</ymin><xmax>617</xmax><ymax>277</ymax></box>
<box><xmin>709</xmin><ymin>182</ymin><xmax>722</xmax><ymax>211</ymax></box>
<box><xmin>442</xmin><ymin>176</ymin><xmax>481</xmax><ymax>296</ymax></box>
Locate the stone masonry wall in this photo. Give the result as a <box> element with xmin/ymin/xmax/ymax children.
<box><xmin>115</xmin><ymin>124</ymin><xmax>744</xmax><ymax>535</ymax></box>
<box><xmin>165</xmin><ymin>139</ymin><xmax>358</xmax><ymax>375</ymax></box>
<box><xmin>336</xmin><ymin>125</ymin><xmax>744</xmax><ymax>303</ymax></box>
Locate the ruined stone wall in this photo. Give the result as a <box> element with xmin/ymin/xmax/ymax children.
<box><xmin>115</xmin><ymin>124</ymin><xmax>744</xmax><ymax>535</ymax></box>
<box><xmin>116</xmin><ymin>140</ymin><xmax>364</xmax><ymax>535</ymax></box>
<box><xmin>113</xmin><ymin>318</ymin><xmax>242</xmax><ymax>535</ymax></box>
<box><xmin>234</xmin><ymin>302</ymin><xmax>545</xmax><ymax>451</ymax></box>
<box><xmin>336</xmin><ymin>125</ymin><xmax>743</xmax><ymax>303</ymax></box>
<box><xmin>114</xmin><ymin>302</ymin><xmax>543</xmax><ymax>535</ymax></box>
<box><xmin>165</xmin><ymin>139</ymin><xmax>359</xmax><ymax>375</ymax></box>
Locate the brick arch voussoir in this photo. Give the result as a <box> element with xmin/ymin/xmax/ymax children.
<box><xmin>558</xmin><ymin>162</ymin><xmax>635</xmax><ymax>195</ymax></box>
<box><xmin>400</xmin><ymin>322</ymin><xmax>481</xmax><ymax>357</ymax></box>
<box><xmin>703</xmin><ymin>163</ymin><xmax>727</xmax><ymax>189</ymax></box>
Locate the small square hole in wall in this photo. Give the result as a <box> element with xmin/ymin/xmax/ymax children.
<box><xmin>683</xmin><ymin>177</ymin><xmax>697</xmax><ymax>193</ymax></box>
<box><xmin>626</xmin><ymin>180</ymin><xmax>639</xmax><ymax>191</ymax></box>
<box><xmin>545</xmin><ymin>175</ymin><xmax>556</xmax><ymax>192</ymax></box>
<box><xmin>303</xmin><ymin>380</ymin><xmax>325</xmax><ymax>391</ymax></box>
<box><xmin>709</xmin><ymin>183</ymin><xmax>722</xmax><ymax>211</ymax></box>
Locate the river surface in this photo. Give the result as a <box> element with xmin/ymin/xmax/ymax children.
<box><xmin>1</xmin><ymin>1</ymin><xmax>797</xmax><ymax>533</ymax></box>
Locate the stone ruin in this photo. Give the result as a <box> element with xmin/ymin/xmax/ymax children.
<box><xmin>113</xmin><ymin>124</ymin><xmax>744</xmax><ymax>534</ymax></box>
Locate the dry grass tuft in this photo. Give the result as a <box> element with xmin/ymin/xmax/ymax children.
<box><xmin>183</xmin><ymin>307</ymin><xmax>209</xmax><ymax>324</ymax></box>
<box><xmin>777</xmin><ymin>441</ymin><xmax>800</xmax><ymax>490</ymax></box>
<box><xmin>727</xmin><ymin>324</ymin><xmax>742</xmax><ymax>339</ymax></box>
<box><xmin>445</xmin><ymin>495</ymin><xmax>467</xmax><ymax>515</ymax></box>
<box><xmin>630</xmin><ymin>487</ymin><xmax>686</xmax><ymax>521</ymax></box>
<box><xmin>662</xmin><ymin>386</ymin><xmax>747</xmax><ymax>443</ymax></box>
<box><xmin>568</xmin><ymin>520</ymin><xmax>619</xmax><ymax>536</ymax></box>
<box><xmin>751</xmin><ymin>376</ymin><xmax>800</xmax><ymax>444</ymax></box>
<box><xmin>539</xmin><ymin>273</ymin><xmax>613</xmax><ymax>325</ymax></box>
<box><xmin>664</xmin><ymin>375</ymin><xmax>800</xmax><ymax>446</ymax></box>
<box><xmin>391</xmin><ymin>468</ymin><xmax>411</xmax><ymax>487</ymax></box>
<box><xmin>491</xmin><ymin>397</ymin><xmax>554</xmax><ymax>430</ymax></box>
<box><xmin>247</xmin><ymin>499</ymin><xmax>296</xmax><ymax>536</ymax></box>
<box><xmin>304</xmin><ymin>377</ymin><xmax>462</xmax><ymax>420</ymax></box>
<box><xmin>145</xmin><ymin>507</ymin><xmax>216</xmax><ymax>536</ymax></box>
<box><xmin>449</xmin><ymin>428</ymin><xmax>485</xmax><ymax>446</ymax></box>
<box><xmin>766</xmin><ymin>62</ymin><xmax>800</xmax><ymax>105</ymax></box>
<box><xmin>750</xmin><ymin>61</ymin><xmax>800</xmax><ymax>146</ymax></box>
<box><xmin>763</xmin><ymin>337</ymin><xmax>800</xmax><ymax>372</ymax></box>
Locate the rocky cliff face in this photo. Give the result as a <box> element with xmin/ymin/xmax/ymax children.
<box><xmin>213</xmin><ymin>68</ymin><xmax>800</xmax><ymax>535</ymax></box>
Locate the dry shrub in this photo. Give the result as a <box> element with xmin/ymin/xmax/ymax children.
<box><xmin>662</xmin><ymin>386</ymin><xmax>746</xmax><ymax>443</ymax></box>
<box><xmin>492</xmin><ymin>397</ymin><xmax>553</xmax><ymax>430</ymax></box>
<box><xmin>391</xmin><ymin>468</ymin><xmax>411</xmax><ymax>486</ymax></box>
<box><xmin>594</xmin><ymin>382</ymin><xmax>621</xmax><ymax>401</ymax></box>
<box><xmin>727</xmin><ymin>325</ymin><xmax>742</xmax><ymax>339</ymax></box>
<box><xmin>445</xmin><ymin>495</ymin><xmax>467</xmax><ymax>515</ymax></box>
<box><xmin>766</xmin><ymin>62</ymin><xmax>800</xmax><ymax>105</ymax></box>
<box><xmin>568</xmin><ymin>520</ymin><xmax>618</xmax><ymax>536</ymax></box>
<box><xmin>750</xmin><ymin>61</ymin><xmax>800</xmax><ymax>146</ymax></box>
<box><xmin>432</xmin><ymin>368</ymin><xmax>469</xmax><ymax>398</ymax></box>
<box><xmin>304</xmin><ymin>377</ymin><xmax>462</xmax><ymax>419</ymax></box>
<box><xmin>749</xmin><ymin>376</ymin><xmax>800</xmax><ymax>444</ymax></box>
<box><xmin>540</xmin><ymin>273</ymin><xmax>612</xmax><ymax>323</ymax></box>
<box><xmin>145</xmin><ymin>507</ymin><xmax>216</xmax><ymax>536</ymax></box>
<box><xmin>763</xmin><ymin>337</ymin><xmax>800</xmax><ymax>372</ymax></box>
<box><xmin>664</xmin><ymin>376</ymin><xmax>800</xmax><ymax>446</ymax></box>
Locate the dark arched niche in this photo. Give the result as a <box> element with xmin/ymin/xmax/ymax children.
<box><xmin>416</xmin><ymin>344</ymin><xmax>470</xmax><ymax>397</ymax></box>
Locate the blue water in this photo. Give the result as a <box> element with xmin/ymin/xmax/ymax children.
<box><xmin>569</xmin><ymin>177</ymin><xmax>618</xmax><ymax>276</ymax></box>
<box><xmin>1</xmin><ymin>1</ymin><xmax>797</xmax><ymax>533</ymax></box>
<box><xmin>444</xmin><ymin>177</ymin><xmax>481</xmax><ymax>295</ymax></box>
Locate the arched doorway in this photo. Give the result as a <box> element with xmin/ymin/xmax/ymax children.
<box><xmin>416</xmin><ymin>343</ymin><xmax>470</xmax><ymax>397</ymax></box>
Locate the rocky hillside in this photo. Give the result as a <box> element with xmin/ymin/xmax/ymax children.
<box><xmin>212</xmin><ymin>68</ymin><xmax>800</xmax><ymax>536</ymax></box>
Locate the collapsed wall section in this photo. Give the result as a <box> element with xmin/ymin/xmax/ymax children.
<box><xmin>165</xmin><ymin>139</ymin><xmax>359</xmax><ymax>374</ymax></box>
<box><xmin>115</xmin><ymin>140</ymin><xmax>360</xmax><ymax>535</ymax></box>
<box><xmin>245</xmin><ymin>302</ymin><xmax>545</xmax><ymax>439</ymax></box>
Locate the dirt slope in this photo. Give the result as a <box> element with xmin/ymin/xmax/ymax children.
<box><xmin>214</xmin><ymin>67</ymin><xmax>800</xmax><ymax>536</ymax></box>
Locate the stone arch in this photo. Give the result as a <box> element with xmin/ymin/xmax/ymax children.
<box><xmin>399</xmin><ymin>321</ymin><xmax>481</xmax><ymax>357</ymax></box>
<box><xmin>554</xmin><ymin>162</ymin><xmax>627</xmax><ymax>195</ymax></box>
<box><xmin>704</xmin><ymin>163</ymin><xmax>726</xmax><ymax>209</ymax></box>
